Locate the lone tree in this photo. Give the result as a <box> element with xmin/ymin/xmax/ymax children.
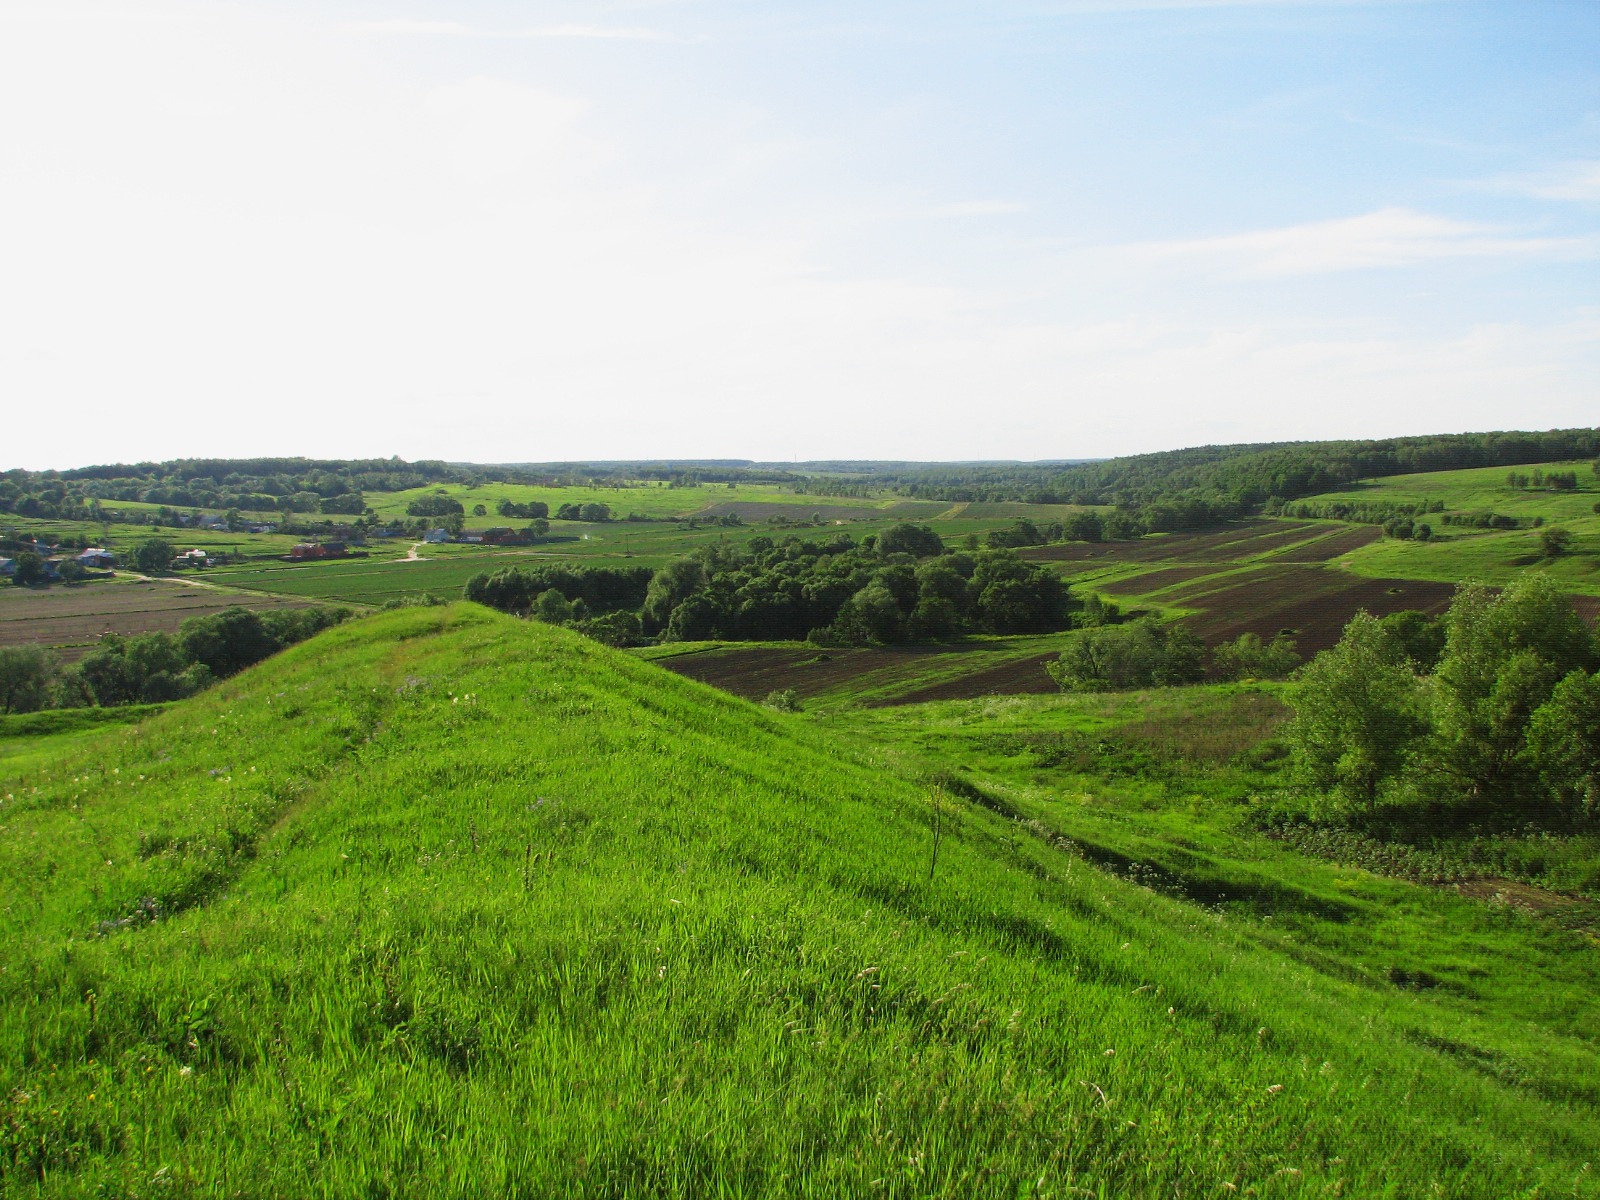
<box><xmin>1287</xmin><ymin>612</ymin><xmax>1424</xmax><ymax>811</ymax></box>
<box><xmin>133</xmin><ymin>538</ymin><xmax>175</xmax><ymax>574</ymax></box>
<box><xmin>0</xmin><ymin>645</ymin><xmax>57</xmax><ymax>714</ymax></box>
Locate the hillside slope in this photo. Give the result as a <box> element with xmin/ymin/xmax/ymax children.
<box><xmin>2</xmin><ymin>605</ymin><xmax>1598</xmax><ymax>1197</ymax></box>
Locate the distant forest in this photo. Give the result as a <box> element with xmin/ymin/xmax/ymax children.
<box><xmin>5</xmin><ymin>429</ymin><xmax>1598</xmax><ymax>535</ymax></box>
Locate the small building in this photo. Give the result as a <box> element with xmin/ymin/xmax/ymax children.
<box><xmin>77</xmin><ymin>548</ymin><xmax>116</xmax><ymax>568</ymax></box>
<box><xmin>285</xmin><ymin>542</ymin><xmax>348</xmax><ymax>562</ymax></box>
<box><xmin>423</xmin><ymin>528</ymin><xmax>451</xmax><ymax>544</ymax></box>
<box><xmin>0</xmin><ymin>558</ymin><xmax>14</xmax><ymax>578</ymax></box>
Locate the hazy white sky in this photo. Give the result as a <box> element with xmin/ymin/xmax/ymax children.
<box><xmin>1</xmin><ymin>0</ymin><xmax>1596</xmax><ymax>467</ymax></box>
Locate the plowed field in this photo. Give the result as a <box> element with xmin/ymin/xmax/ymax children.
<box><xmin>654</xmin><ymin>641</ymin><xmax>1065</xmax><ymax>707</ymax></box>
<box><xmin>0</xmin><ymin>580</ymin><xmax>314</xmax><ymax>659</ymax></box>
<box><xmin>1273</xmin><ymin>525</ymin><xmax>1382</xmax><ymax>562</ymax></box>
<box><xmin>1177</xmin><ymin>569</ymin><xmax>1457</xmax><ymax>655</ymax></box>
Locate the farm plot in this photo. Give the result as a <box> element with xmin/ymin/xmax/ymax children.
<box><xmin>1099</xmin><ymin>566</ymin><xmax>1230</xmax><ymax>597</ymax></box>
<box><xmin>0</xmin><ymin>580</ymin><xmax>313</xmax><ymax>659</ymax></box>
<box><xmin>200</xmin><ymin>553</ymin><xmax>559</xmax><ymax>605</ymax></box>
<box><xmin>1020</xmin><ymin>519</ymin><xmax>1324</xmax><ymax>565</ymax></box>
<box><xmin>1272</xmin><ymin>524</ymin><xmax>1382</xmax><ymax>562</ymax></box>
<box><xmin>1175</xmin><ymin>568</ymin><xmax>1458</xmax><ymax>655</ymax></box>
<box><xmin>652</xmin><ymin>636</ymin><xmax>1074</xmax><ymax>708</ymax></box>
<box><xmin>690</xmin><ymin>501</ymin><xmax>891</xmax><ymax>523</ymax></box>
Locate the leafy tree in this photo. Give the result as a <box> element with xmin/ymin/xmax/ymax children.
<box><xmin>1211</xmin><ymin>632</ymin><xmax>1299</xmax><ymax>680</ymax></box>
<box><xmin>643</xmin><ymin>559</ymin><xmax>707</xmax><ymax>631</ymax></box>
<box><xmin>578</xmin><ymin>503</ymin><xmax>612</xmax><ymax>522</ymax></box>
<box><xmin>1286</xmin><ymin>612</ymin><xmax>1425</xmax><ymax>811</ymax></box>
<box><xmin>1376</xmin><ymin>610</ymin><xmax>1446</xmax><ymax>672</ymax></box>
<box><xmin>1430</xmin><ymin>575</ymin><xmax>1596</xmax><ymax>800</ymax></box>
<box><xmin>876</xmin><ymin>523</ymin><xmax>945</xmax><ymax>558</ymax></box>
<box><xmin>0</xmin><ymin>645</ymin><xmax>57</xmax><ymax>713</ymax></box>
<box><xmin>472</xmin><ymin>503</ymin><xmax>488</xmax><ymax>517</ymax></box>
<box><xmin>1526</xmin><ymin>670</ymin><xmax>1600</xmax><ymax>815</ymax></box>
<box><xmin>11</xmin><ymin>551</ymin><xmax>47</xmax><ymax>587</ymax></box>
<box><xmin>178</xmin><ymin>607</ymin><xmax>280</xmax><ymax>679</ymax></box>
<box><xmin>664</xmin><ymin>594</ymin><xmax>722</xmax><ymax>641</ymax></box>
<box><xmin>133</xmin><ymin>538</ymin><xmax>175</xmax><ymax>574</ymax></box>
<box><xmin>1539</xmin><ymin>527</ymin><xmax>1573</xmax><ymax>557</ymax></box>
<box><xmin>533</xmin><ymin>589</ymin><xmax>574</xmax><ymax>624</ymax></box>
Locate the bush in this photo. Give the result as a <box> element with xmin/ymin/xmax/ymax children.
<box><xmin>1211</xmin><ymin>632</ymin><xmax>1299</xmax><ymax>680</ymax></box>
<box><xmin>763</xmin><ymin>688</ymin><xmax>802</xmax><ymax>713</ymax></box>
<box><xmin>1048</xmin><ymin>618</ymin><xmax>1206</xmax><ymax>692</ymax></box>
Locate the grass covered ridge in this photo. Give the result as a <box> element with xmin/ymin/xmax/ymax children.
<box><xmin>2</xmin><ymin>605</ymin><xmax>1599</xmax><ymax>1196</ymax></box>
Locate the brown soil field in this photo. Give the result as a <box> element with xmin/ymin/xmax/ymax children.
<box><xmin>1100</xmin><ymin>566</ymin><xmax>1230</xmax><ymax>597</ymax></box>
<box><xmin>1020</xmin><ymin>519</ymin><xmax>1296</xmax><ymax>565</ymax></box>
<box><xmin>1182</xmin><ymin>522</ymin><xmax>1330</xmax><ymax>561</ymax></box>
<box><xmin>692</xmin><ymin>502</ymin><xmax>885</xmax><ymax>523</ymax></box>
<box><xmin>1176</xmin><ymin>568</ymin><xmax>1457</xmax><ymax>656</ymax></box>
<box><xmin>1273</xmin><ymin>525</ymin><xmax>1383</xmax><ymax>562</ymax></box>
<box><xmin>886</xmin><ymin>653</ymin><xmax>1058</xmax><ymax>705</ymax></box>
<box><xmin>882</xmin><ymin>500</ymin><xmax>955</xmax><ymax>517</ymax></box>
<box><xmin>957</xmin><ymin>502</ymin><xmax>1094</xmax><ymax>520</ymax></box>
<box><xmin>658</xmin><ymin>645</ymin><xmax>946</xmax><ymax>701</ymax></box>
<box><xmin>0</xmin><ymin>580</ymin><xmax>314</xmax><ymax>660</ymax></box>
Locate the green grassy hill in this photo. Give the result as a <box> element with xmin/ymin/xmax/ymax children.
<box><xmin>3</xmin><ymin>606</ymin><xmax>1599</xmax><ymax>1196</ymax></box>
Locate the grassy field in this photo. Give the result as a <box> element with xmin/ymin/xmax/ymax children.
<box><xmin>2</xmin><ymin>605</ymin><xmax>1599</xmax><ymax>1195</ymax></box>
<box><xmin>0</xmin><ymin>578</ymin><xmax>317</xmax><ymax>659</ymax></box>
<box><xmin>364</xmin><ymin>480</ymin><xmax>898</xmax><ymax>522</ymax></box>
<box><xmin>0</xmin><ymin>706</ymin><xmax>163</xmax><ymax>774</ymax></box>
<box><xmin>1297</xmin><ymin>460</ymin><xmax>1600</xmax><ymax>593</ymax></box>
<box><xmin>1299</xmin><ymin>459</ymin><xmax>1600</xmax><ymax>524</ymax></box>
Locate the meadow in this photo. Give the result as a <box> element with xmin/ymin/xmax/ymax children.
<box><xmin>363</xmin><ymin>480</ymin><xmax>898</xmax><ymax>522</ymax></box>
<box><xmin>3</xmin><ymin>605</ymin><xmax>1599</xmax><ymax>1196</ymax></box>
<box><xmin>0</xmin><ymin>604</ymin><xmax>1593</xmax><ymax>1196</ymax></box>
<box><xmin>1299</xmin><ymin>460</ymin><xmax>1600</xmax><ymax>594</ymax></box>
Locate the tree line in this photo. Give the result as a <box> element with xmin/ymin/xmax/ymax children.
<box><xmin>465</xmin><ymin>524</ymin><xmax>1076</xmax><ymax>645</ymax></box>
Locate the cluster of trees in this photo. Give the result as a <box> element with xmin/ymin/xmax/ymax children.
<box><xmin>1382</xmin><ymin>519</ymin><xmax>1433</xmax><ymax>541</ymax></box>
<box><xmin>982</xmin><ymin>511</ymin><xmax>1140</xmax><ymax>548</ymax></box>
<box><xmin>1507</xmin><ymin>469</ymin><xmax>1580</xmax><ymax>491</ymax></box>
<box><xmin>1048</xmin><ymin>622</ymin><xmax>1299</xmax><ymax>692</ymax></box>
<box><xmin>1287</xmin><ymin>574</ymin><xmax>1599</xmax><ymax>823</ymax></box>
<box><xmin>1441</xmin><ymin>511</ymin><xmax>1522</xmax><ymax>530</ymax></box>
<box><xmin>1277</xmin><ymin>499</ymin><xmax>1445</xmax><ymax>524</ymax></box>
<box><xmin>0</xmin><ymin>606</ymin><xmax>350</xmax><ymax>714</ymax></box>
<box><xmin>465</xmin><ymin>524</ymin><xmax>1075</xmax><ymax>645</ymax></box>
<box><xmin>554</xmin><ymin>502</ymin><xmax>612</xmax><ymax>522</ymax></box>
<box><xmin>406</xmin><ymin>494</ymin><xmax>465</xmax><ymax>518</ymax></box>
<box><xmin>496</xmin><ymin>499</ymin><xmax>549</xmax><ymax>519</ymax></box>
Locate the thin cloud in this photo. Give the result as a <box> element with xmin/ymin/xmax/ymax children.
<box><xmin>928</xmin><ymin>200</ymin><xmax>1029</xmax><ymax>217</ymax></box>
<box><xmin>343</xmin><ymin>19</ymin><xmax>677</xmax><ymax>42</ymax></box>
<box><xmin>1481</xmin><ymin>162</ymin><xmax>1600</xmax><ymax>204</ymax></box>
<box><xmin>1128</xmin><ymin>208</ymin><xmax>1599</xmax><ymax>277</ymax></box>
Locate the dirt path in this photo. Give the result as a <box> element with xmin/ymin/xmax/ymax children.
<box><xmin>404</xmin><ymin>542</ymin><xmax>427</xmax><ymax>561</ymax></box>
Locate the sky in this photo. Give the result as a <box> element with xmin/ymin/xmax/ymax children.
<box><xmin>1</xmin><ymin>0</ymin><xmax>1596</xmax><ymax>468</ymax></box>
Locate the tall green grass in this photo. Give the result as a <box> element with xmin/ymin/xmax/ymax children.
<box><xmin>2</xmin><ymin>606</ymin><xmax>1597</xmax><ymax>1196</ymax></box>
